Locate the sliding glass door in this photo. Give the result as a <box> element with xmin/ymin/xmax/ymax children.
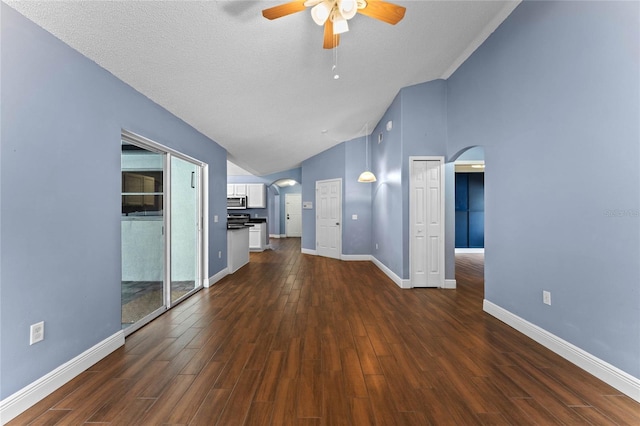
<box><xmin>121</xmin><ymin>132</ymin><xmax>206</xmax><ymax>334</ymax></box>
<box><xmin>170</xmin><ymin>156</ymin><xmax>200</xmax><ymax>304</ymax></box>
<box><xmin>121</xmin><ymin>142</ymin><xmax>165</xmax><ymax>328</ymax></box>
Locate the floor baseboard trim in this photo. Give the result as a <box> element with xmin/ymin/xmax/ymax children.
<box><xmin>455</xmin><ymin>248</ymin><xmax>485</xmax><ymax>254</ymax></box>
<box><xmin>208</xmin><ymin>268</ymin><xmax>229</xmax><ymax>287</ymax></box>
<box><xmin>483</xmin><ymin>299</ymin><xmax>640</xmax><ymax>403</ymax></box>
<box><xmin>0</xmin><ymin>330</ymin><xmax>125</xmax><ymax>424</ymax></box>
<box><xmin>341</xmin><ymin>254</ymin><xmax>372</xmax><ymax>261</ymax></box>
<box><xmin>301</xmin><ymin>248</ymin><xmax>316</xmax><ymax>256</ymax></box>
<box><xmin>443</xmin><ymin>279</ymin><xmax>457</xmax><ymax>289</ymax></box>
<box><xmin>371</xmin><ymin>257</ymin><xmax>411</xmax><ymax>289</ymax></box>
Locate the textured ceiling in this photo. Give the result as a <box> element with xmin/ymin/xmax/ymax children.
<box><xmin>5</xmin><ymin>0</ymin><xmax>520</xmax><ymax>176</ymax></box>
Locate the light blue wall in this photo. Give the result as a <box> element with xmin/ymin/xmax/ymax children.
<box><xmin>344</xmin><ymin>137</ymin><xmax>374</xmax><ymax>255</ymax></box>
<box><xmin>456</xmin><ymin>146</ymin><xmax>485</xmax><ymax>162</ymax></box>
<box><xmin>400</xmin><ymin>80</ymin><xmax>449</xmax><ymax>278</ymax></box>
<box><xmin>371</xmin><ymin>93</ymin><xmax>404</xmax><ymax>276</ymax></box>
<box><xmin>301</xmin><ymin>138</ymin><xmax>376</xmax><ymax>256</ymax></box>
<box><xmin>0</xmin><ymin>4</ymin><xmax>227</xmax><ymax>399</ymax></box>
<box><xmin>447</xmin><ymin>0</ymin><xmax>639</xmax><ymax>377</ymax></box>
<box><xmin>301</xmin><ymin>143</ymin><xmax>346</xmax><ymax>251</ymax></box>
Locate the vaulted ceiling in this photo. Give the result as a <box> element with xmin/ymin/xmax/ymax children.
<box><xmin>5</xmin><ymin>0</ymin><xmax>520</xmax><ymax>175</ymax></box>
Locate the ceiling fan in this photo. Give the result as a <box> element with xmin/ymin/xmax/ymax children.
<box><xmin>262</xmin><ymin>0</ymin><xmax>406</xmax><ymax>49</ymax></box>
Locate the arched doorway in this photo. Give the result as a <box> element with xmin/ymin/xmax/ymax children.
<box><xmin>269</xmin><ymin>179</ymin><xmax>302</xmax><ymax>239</ymax></box>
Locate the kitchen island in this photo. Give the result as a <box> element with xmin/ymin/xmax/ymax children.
<box><xmin>227</xmin><ymin>226</ymin><xmax>250</xmax><ymax>273</ymax></box>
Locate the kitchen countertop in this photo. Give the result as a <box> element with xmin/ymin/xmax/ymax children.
<box><xmin>227</xmin><ymin>224</ymin><xmax>254</xmax><ymax>230</ymax></box>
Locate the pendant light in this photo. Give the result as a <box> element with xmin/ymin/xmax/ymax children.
<box><xmin>358</xmin><ymin>125</ymin><xmax>377</xmax><ymax>183</ymax></box>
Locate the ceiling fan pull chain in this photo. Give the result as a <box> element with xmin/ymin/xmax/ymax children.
<box><xmin>333</xmin><ymin>36</ymin><xmax>339</xmax><ymax>79</ymax></box>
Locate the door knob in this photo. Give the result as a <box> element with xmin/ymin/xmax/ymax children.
<box><xmin>336</xmin><ymin>222</ymin><xmax>340</xmax><ymax>226</ymax></box>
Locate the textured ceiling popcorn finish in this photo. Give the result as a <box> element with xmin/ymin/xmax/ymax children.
<box><xmin>5</xmin><ymin>0</ymin><xmax>520</xmax><ymax>176</ymax></box>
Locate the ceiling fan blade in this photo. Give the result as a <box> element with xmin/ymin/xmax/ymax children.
<box><xmin>357</xmin><ymin>0</ymin><xmax>406</xmax><ymax>25</ymax></box>
<box><xmin>262</xmin><ymin>1</ymin><xmax>307</xmax><ymax>20</ymax></box>
<box><xmin>323</xmin><ymin>19</ymin><xmax>340</xmax><ymax>49</ymax></box>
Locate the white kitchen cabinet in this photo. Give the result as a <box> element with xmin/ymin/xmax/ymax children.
<box><xmin>227</xmin><ymin>184</ymin><xmax>247</xmax><ymax>197</ymax></box>
<box><xmin>246</xmin><ymin>183</ymin><xmax>266</xmax><ymax>208</ymax></box>
<box><xmin>249</xmin><ymin>222</ymin><xmax>267</xmax><ymax>251</ymax></box>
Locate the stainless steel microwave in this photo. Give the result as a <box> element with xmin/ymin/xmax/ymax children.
<box><xmin>227</xmin><ymin>196</ymin><xmax>247</xmax><ymax>209</ymax></box>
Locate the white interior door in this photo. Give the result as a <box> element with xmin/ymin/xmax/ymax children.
<box><xmin>316</xmin><ymin>179</ymin><xmax>342</xmax><ymax>259</ymax></box>
<box><xmin>410</xmin><ymin>158</ymin><xmax>444</xmax><ymax>288</ymax></box>
<box><xmin>285</xmin><ymin>193</ymin><xmax>302</xmax><ymax>237</ymax></box>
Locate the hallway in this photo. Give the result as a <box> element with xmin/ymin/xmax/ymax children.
<box><xmin>10</xmin><ymin>238</ymin><xmax>640</xmax><ymax>425</ymax></box>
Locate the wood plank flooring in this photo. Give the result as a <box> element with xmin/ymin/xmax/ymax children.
<box><xmin>9</xmin><ymin>238</ymin><xmax>640</xmax><ymax>425</ymax></box>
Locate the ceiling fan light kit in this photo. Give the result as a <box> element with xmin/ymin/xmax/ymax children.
<box><xmin>310</xmin><ymin>1</ymin><xmax>332</xmax><ymax>25</ymax></box>
<box><xmin>263</xmin><ymin>0</ymin><xmax>406</xmax><ymax>48</ymax></box>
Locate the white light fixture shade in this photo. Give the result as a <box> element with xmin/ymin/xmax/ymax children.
<box><xmin>339</xmin><ymin>0</ymin><xmax>358</xmax><ymax>19</ymax></box>
<box><xmin>332</xmin><ymin>15</ymin><xmax>349</xmax><ymax>34</ymax></box>
<box><xmin>358</xmin><ymin>171</ymin><xmax>377</xmax><ymax>183</ymax></box>
<box><xmin>311</xmin><ymin>1</ymin><xmax>332</xmax><ymax>25</ymax></box>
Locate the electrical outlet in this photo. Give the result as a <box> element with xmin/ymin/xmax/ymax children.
<box><xmin>218</xmin><ymin>251</ymin><xmax>222</xmax><ymax>259</ymax></box>
<box><xmin>30</xmin><ymin>321</ymin><xmax>44</xmax><ymax>345</ymax></box>
<box><xmin>543</xmin><ymin>291</ymin><xmax>551</xmax><ymax>305</ymax></box>
<box><xmin>214</xmin><ymin>215</ymin><xmax>218</xmax><ymax>223</ymax></box>
<box><xmin>352</xmin><ymin>214</ymin><xmax>358</xmax><ymax>220</ymax></box>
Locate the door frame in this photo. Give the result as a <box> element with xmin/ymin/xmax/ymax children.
<box><xmin>315</xmin><ymin>178</ymin><xmax>342</xmax><ymax>259</ymax></box>
<box><xmin>121</xmin><ymin>130</ymin><xmax>208</xmax><ymax>335</ymax></box>
<box><xmin>409</xmin><ymin>156</ymin><xmax>445</xmax><ymax>288</ymax></box>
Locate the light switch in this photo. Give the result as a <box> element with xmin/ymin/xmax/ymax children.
<box><xmin>352</xmin><ymin>214</ymin><xmax>358</xmax><ymax>220</ymax></box>
<box><xmin>214</xmin><ymin>215</ymin><xmax>219</xmax><ymax>223</ymax></box>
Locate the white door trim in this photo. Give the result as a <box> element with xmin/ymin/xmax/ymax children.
<box><xmin>409</xmin><ymin>156</ymin><xmax>445</xmax><ymax>288</ymax></box>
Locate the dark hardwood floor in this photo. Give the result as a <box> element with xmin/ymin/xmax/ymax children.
<box><xmin>9</xmin><ymin>238</ymin><xmax>640</xmax><ymax>425</ymax></box>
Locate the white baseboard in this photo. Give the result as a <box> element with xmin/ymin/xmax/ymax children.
<box><xmin>483</xmin><ymin>300</ymin><xmax>640</xmax><ymax>403</ymax></box>
<box><xmin>301</xmin><ymin>248</ymin><xmax>316</xmax><ymax>255</ymax></box>
<box><xmin>207</xmin><ymin>267</ymin><xmax>229</xmax><ymax>287</ymax></box>
<box><xmin>341</xmin><ymin>254</ymin><xmax>372</xmax><ymax>261</ymax></box>
<box><xmin>0</xmin><ymin>331</ymin><xmax>125</xmax><ymax>424</ymax></box>
<box><xmin>371</xmin><ymin>256</ymin><xmax>411</xmax><ymax>289</ymax></box>
<box><xmin>443</xmin><ymin>279</ymin><xmax>457</xmax><ymax>289</ymax></box>
<box><xmin>455</xmin><ymin>248</ymin><xmax>485</xmax><ymax>254</ymax></box>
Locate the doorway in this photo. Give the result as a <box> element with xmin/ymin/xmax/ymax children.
<box><xmin>409</xmin><ymin>157</ymin><xmax>445</xmax><ymax>288</ymax></box>
<box><xmin>121</xmin><ymin>131</ymin><xmax>206</xmax><ymax>335</ymax></box>
<box><xmin>454</xmin><ymin>146</ymin><xmax>485</xmax><ymax>253</ymax></box>
<box><xmin>315</xmin><ymin>178</ymin><xmax>342</xmax><ymax>259</ymax></box>
<box><xmin>285</xmin><ymin>193</ymin><xmax>302</xmax><ymax>237</ymax></box>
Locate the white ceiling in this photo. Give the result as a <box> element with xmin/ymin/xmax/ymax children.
<box><xmin>5</xmin><ymin>0</ymin><xmax>519</xmax><ymax>176</ymax></box>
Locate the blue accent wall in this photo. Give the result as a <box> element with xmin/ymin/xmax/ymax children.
<box><xmin>447</xmin><ymin>0</ymin><xmax>639</xmax><ymax>377</ymax></box>
<box><xmin>1</xmin><ymin>4</ymin><xmax>228</xmax><ymax>399</ymax></box>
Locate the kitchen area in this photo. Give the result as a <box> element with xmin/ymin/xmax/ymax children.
<box><xmin>226</xmin><ymin>183</ymin><xmax>269</xmax><ymax>273</ymax></box>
